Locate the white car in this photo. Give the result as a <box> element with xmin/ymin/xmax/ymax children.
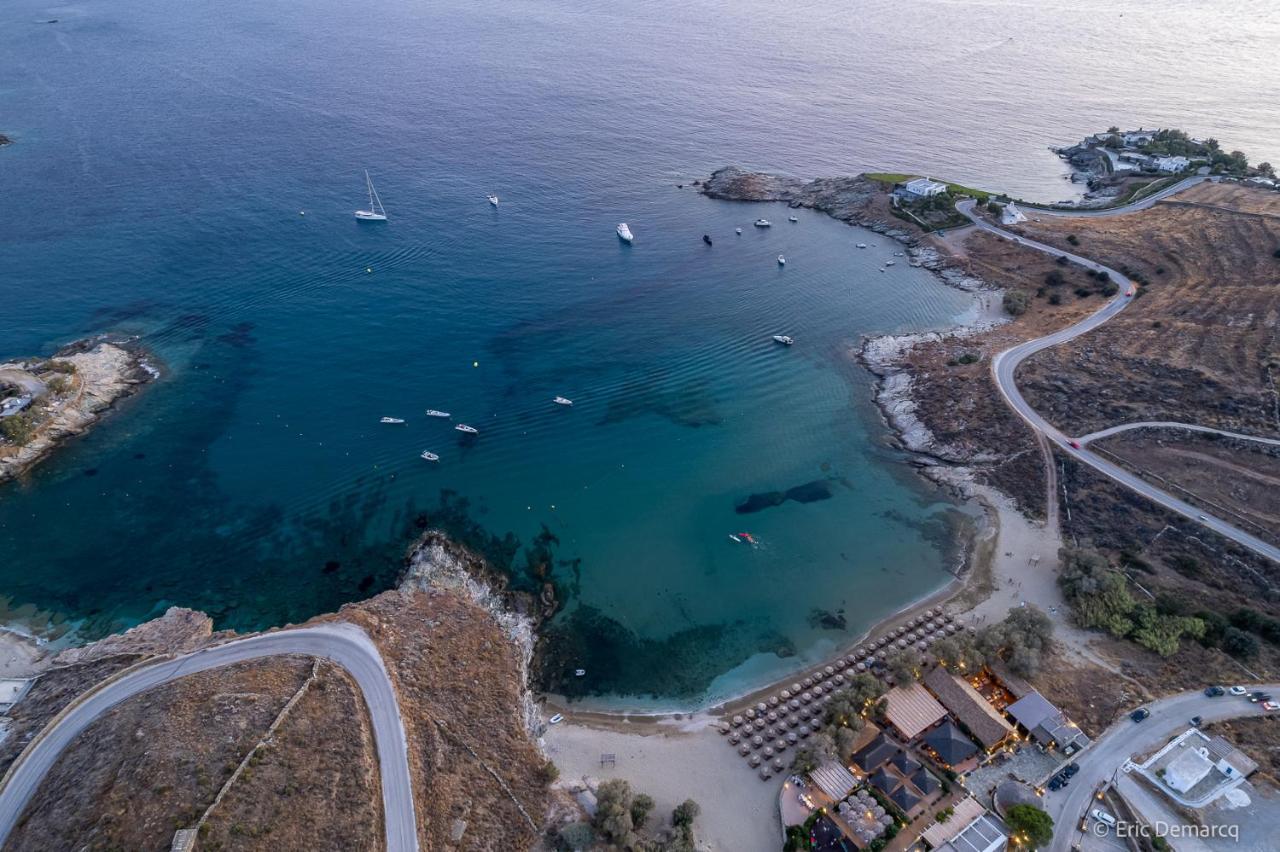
<box><xmin>1229</xmin><ymin>686</ymin><xmax>1248</xmax><ymax>696</ymax></box>
<box><xmin>1091</xmin><ymin>809</ymin><xmax>1117</xmax><ymax>828</ymax></box>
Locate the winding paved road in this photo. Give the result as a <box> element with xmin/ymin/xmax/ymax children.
<box><xmin>1046</xmin><ymin>684</ymin><xmax>1279</xmax><ymax>852</ymax></box>
<box><xmin>957</xmin><ymin>198</ymin><xmax>1280</xmax><ymax>564</ymax></box>
<box><xmin>1077</xmin><ymin>421</ymin><xmax>1280</xmax><ymax>447</ymax></box>
<box><xmin>0</xmin><ymin>623</ymin><xmax>419</xmax><ymax>852</ymax></box>
<box><xmin>1029</xmin><ymin>176</ymin><xmax>1207</xmax><ymax>218</ymax></box>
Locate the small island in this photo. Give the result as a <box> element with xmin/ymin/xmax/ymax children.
<box><xmin>0</xmin><ymin>338</ymin><xmax>156</xmax><ymax>482</ymax></box>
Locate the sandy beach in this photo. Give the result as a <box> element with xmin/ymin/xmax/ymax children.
<box><xmin>541</xmin><ymin>482</ymin><xmax>1075</xmax><ymax>847</ymax></box>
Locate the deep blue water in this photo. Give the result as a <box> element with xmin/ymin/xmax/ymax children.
<box><xmin>3</xmin><ymin>0</ymin><xmax>1277</xmax><ymax>704</ymax></box>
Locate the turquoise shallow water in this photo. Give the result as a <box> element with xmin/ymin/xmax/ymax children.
<box><xmin>3</xmin><ymin>0</ymin><xmax>1277</xmax><ymax>704</ymax></box>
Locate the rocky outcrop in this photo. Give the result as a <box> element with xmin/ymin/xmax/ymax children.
<box><xmin>702</xmin><ymin>166</ymin><xmax>917</xmax><ymax>241</ymax></box>
<box><xmin>51</xmin><ymin>607</ymin><xmax>214</xmax><ymax>665</ymax></box>
<box><xmin>0</xmin><ymin>338</ymin><xmax>157</xmax><ymax>482</ymax></box>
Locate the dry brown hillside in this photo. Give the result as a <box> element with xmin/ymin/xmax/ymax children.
<box><xmin>1013</xmin><ymin>182</ymin><xmax>1280</xmax><ymax>437</ymax></box>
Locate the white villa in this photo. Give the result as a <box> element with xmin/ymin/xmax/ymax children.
<box><xmin>1152</xmin><ymin>155</ymin><xmax>1190</xmax><ymax>173</ymax></box>
<box><xmin>897</xmin><ymin>177</ymin><xmax>948</xmax><ymax>200</ymax></box>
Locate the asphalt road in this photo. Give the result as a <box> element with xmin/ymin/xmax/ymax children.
<box><xmin>957</xmin><ymin>199</ymin><xmax>1280</xmax><ymax>564</ymax></box>
<box><xmin>0</xmin><ymin>623</ymin><xmax>420</xmax><ymax>852</ymax></box>
<box><xmin>1047</xmin><ymin>684</ymin><xmax>1279</xmax><ymax>852</ymax></box>
<box><xmin>1077</xmin><ymin>420</ymin><xmax>1280</xmax><ymax>447</ymax></box>
<box><xmin>1031</xmin><ymin>177</ymin><xmax>1207</xmax><ymax>218</ymax></box>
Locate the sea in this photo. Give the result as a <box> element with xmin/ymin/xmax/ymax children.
<box><xmin>2</xmin><ymin>0</ymin><xmax>1277</xmax><ymax>708</ymax></box>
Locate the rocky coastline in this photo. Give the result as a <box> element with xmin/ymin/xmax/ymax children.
<box><xmin>0</xmin><ymin>336</ymin><xmax>157</xmax><ymax>483</ymax></box>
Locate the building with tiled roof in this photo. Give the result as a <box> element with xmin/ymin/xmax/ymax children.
<box><xmin>922</xmin><ymin>667</ymin><xmax>1015</xmax><ymax>751</ymax></box>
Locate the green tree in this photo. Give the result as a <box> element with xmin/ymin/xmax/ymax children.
<box><xmin>886</xmin><ymin>648</ymin><xmax>922</xmax><ymax>683</ymax></box>
<box><xmin>931</xmin><ymin>634</ymin><xmax>986</xmax><ymax>674</ymax></box>
<box><xmin>630</xmin><ymin>793</ymin><xmax>654</xmax><ymax>829</ymax></box>
<box><xmin>1005</xmin><ymin>804</ymin><xmax>1054</xmax><ymax>849</ymax></box>
<box><xmin>1257</xmin><ymin>162</ymin><xmax>1275</xmax><ymax>177</ymax></box>
<box><xmin>672</xmin><ymin>799</ymin><xmax>701</xmax><ymax>828</ymax></box>
<box><xmin>592</xmin><ymin>779</ymin><xmax>635</xmax><ymax>844</ymax></box>
<box><xmin>978</xmin><ymin>606</ymin><xmax>1054</xmax><ymax>677</ymax></box>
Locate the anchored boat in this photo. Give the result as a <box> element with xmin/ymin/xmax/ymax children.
<box><xmin>354</xmin><ymin>170</ymin><xmax>388</xmax><ymax>221</ymax></box>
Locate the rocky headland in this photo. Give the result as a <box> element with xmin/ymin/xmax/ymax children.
<box><xmin>0</xmin><ymin>337</ymin><xmax>157</xmax><ymax>483</ymax></box>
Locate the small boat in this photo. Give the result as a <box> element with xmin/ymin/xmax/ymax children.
<box><xmin>737</xmin><ymin>532</ymin><xmax>757</xmax><ymax>544</ymax></box>
<box><xmin>455</xmin><ymin>424</ymin><xmax>478</xmax><ymax>434</ymax></box>
<box><xmin>487</xmin><ymin>193</ymin><xmax>499</xmax><ymax>206</ymax></box>
<box><xmin>788</xmin><ymin>215</ymin><xmax>798</xmax><ymax>223</ymax></box>
<box><xmin>777</xmin><ymin>255</ymin><xmax>786</xmax><ymax>266</ymax></box>
<box><xmin>548</xmin><ymin>713</ymin><xmax>564</xmax><ymax>725</ymax></box>
<box><xmin>703</xmin><ymin>234</ymin><xmax>713</xmax><ymax>246</ymax></box>
<box><xmin>857</xmin><ymin>243</ymin><xmax>867</xmax><ymax>249</ymax></box>
<box><xmin>772</xmin><ymin>335</ymin><xmax>794</xmax><ymax>346</ymax></box>
<box><xmin>553</xmin><ymin>396</ymin><xmax>574</xmax><ymax>406</ymax></box>
<box><xmin>574</xmin><ymin>668</ymin><xmax>586</xmax><ymax>677</ymax></box>
<box><xmin>420</xmin><ymin>450</ymin><xmax>440</xmax><ymax>462</ymax></box>
<box><xmin>354</xmin><ymin>170</ymin><xmax>388</xmax><ymax>221</ymax></box>
<box><xmin>380</xmin><ymin>417</ymin><xmax>406</xmax><ymax>424</ymax></box>
<box><xmin>729</xmin><ymin>534</ymin><xmax>741</xmax><ymax>543</ymax></box>
<box><xmin>735</xmin><ymin>227</ymin><xmax>743</xmax><ymax>235</ymax></box>
<box><xmin>616</xmin><ymin>223</ymin><xmax>634</xmax><ymax>243</ymax></box>
<box><xmin>884</xmin><ymin>260</ymin><xmax>895</xmax><ymax>266</ymax></box>
<box><xmin>754</xmin><ymin>218</ymin><xmax>771</xmax><ymax>228</ymax></box>
<box><xmin>425</xmin><ymin>409</ymin><xmax>451</xmax><ymax>418</ymax></box>
<box><xmin>894</xmin><ymin>251</ymin><xmax>904</xmax><ymax>257</ymax></box>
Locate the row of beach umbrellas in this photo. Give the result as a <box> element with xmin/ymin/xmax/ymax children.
<box><xmin>719</xmin><ymin>608</ymin><xmax>963</xmax><ymax>777</ymax></box>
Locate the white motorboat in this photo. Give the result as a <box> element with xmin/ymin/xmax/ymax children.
<box><xmin>420</xmin><ymin>450</ymin><xmax>440</xmax><ymax>462</ymax></box>
<box><xmin>754</xmin><ymin>218</ymin><xmax>771</xmax><ymax>227</ymax></box>
<box><xmin>425</xmin><ymin>409</ymin><xmax>451</xmax><ymax>418</ymax></box>
<box><xmin>772</xmin><ymin>335</ymin><xmax>794</xmax><ymax>346</ymax></box>
<box><xmin>380</xmin><ymin>417</ymin><xmax>405</xmax><ymax>424</ymax></box>
<box><xmin>354</xmin><ymin>170</ymin><xmax>388</xmax><ymax>221</ymax></box>
<box><xmin>616</xmin><ymin>222</ymin><xmax>634</xmax><ymax>243</ymax></box>
<box><xmin>777</xmin><ymin>255</ymin><xmax>786</xmax><ymax>265</ymax></box>
<box><xmin>574</xmin><ymin>668</ymin><xmax>586</xmax><ymax>677</ymax></box>
<box><xmin>553</xmin><ymin>396</ymin><xmax>574</xmax><ymax>406</ymax></box>
<box><xmin>788</xmin><ymin>215</ymin><xmax>798</xmax><ymax>222</ymax></box>
<box><xmin>487</xmin><ymin>193</ymin><xmax>499</xmax><ymax>206</ymax></box>
<box><xmin>856</xmin><ymin>243</ymin><xmax>867</xmax><ymax>248</ymax></box>
<box><xmin>735</xmin><ymin>227</ymin><xmax>742</xmax><ymax>235</ymax></box>
<box><xmin>884</xmin><ymin>260</ymin><xmax>895</xmax><ymax>266</ymax></box>
<box><xmin>455</xmin><ymin>424</ymin><xmax>478</xmax><ymax>434</ymax></box>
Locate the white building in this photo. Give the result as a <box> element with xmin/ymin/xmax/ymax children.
<box><xmin>1000</xmin><ymin>202</ymin><xmax>1027</xmax><ymax>226</ymax></box>
<box><xmin>1152</xmin><ymin>155</ymin><xmax>1190</xmax><ymax>173</ymax></box>
<box><xmin>1122</xmin><ymin>130</ymin><xmax>1156</xmax><ymax>146</ymax></box>
<box><xmin>898</xmin><ymin>177</ymin><xmax>948</xmax><ymax>199</ymax></box>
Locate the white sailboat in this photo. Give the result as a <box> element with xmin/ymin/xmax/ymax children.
<box><xmin>355</xmin><ymin>171</ymin><xmax>388</xmax><ymax>221</ymax></box>
<box><xmin>616</xmin><ymin>223</ymin><xmax>634</xmax><ymax>243</ymax></box>
<box><xmin>487</xmin><ymin>193</ymin><xmax>500</xmax><ymax>206</ymax></box>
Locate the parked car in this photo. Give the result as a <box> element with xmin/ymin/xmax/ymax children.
<box><xmin>1130</xmin><ymin>708</ymin><xmax>1150</xmax><ymax>722</ymax></box>
<box><xmin>1204</xmin><ymin>686</ymin><xmax>1225</xmax><ymax>697</ymax></box>
<box><xmin>1262</xmin><ymin>701</ymin><xmax>1280</xmax><ymax>712</ymax></box>
<box><xmin>1048</xmin><ymin>777</ymin><xmax>1063</xmax><ymax>791</ymax></box>
<box><xmin>1069</xmin><ymin>440</ymin><xmax>1081</xmax><ymax>449</ymax></box>
<box><xmin>1064</xmin><ymin>763</ymin><xmax>1080</xmax><ymax>777</ymax></box>
<box><xmin>1190</xmin><ymin>716</ymin><xmax>1203</xmax><ymax>728</ymax></box>
<box><xmin>1248</xmin><ymin>691</ymin><xmax>1270</xmax><ymax>703</ymax></box>
<box><xmin>1229</xmin><ymin>686</ymin><xmax>1248</xmax><ymax>696</ymax></box>
<box><xmin>1091</xmin><ymin>809</ymin><xmax>1117</xmax><ymax>828</ymax></box>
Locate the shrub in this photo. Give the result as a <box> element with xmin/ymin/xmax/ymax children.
<box><xmin>40</xmin><ymin>360</ymin><xmax>76</xmax><ymax>374</ymax></box>
<box><xmin>672</xmin><ymin>799</ymin><xmax>701</xmax><ymax>828</ymax></box>
<box><xmin>1099</xmin><ymin>281</ymin><xmax>1119</xmax><ymax>297</ymax></box>
<box><xmin>1048</xmin><ymin>293</ymin><xmax>1062</xmax><ymax>305</ymax></box>
<box><xmin>592</xmin><ymin>779</ymin><xmax>635</xmax><ymax>843</ymax></box>
<box><xmin>1066</xmin><ymin>234</ymin><xmax>1080</xmax><ymax>246</ymax></box>
<box><xmin>630</xmin><ymin>793</ymin><xmax>654</xmax><ymax>828</ymax></box>
<box><xmin>1056</xmin><ymin>255</ymin><xmax>1069</xmax><ymax>266</ymax></box>
<box><xmin>0</xmin><ymin>412</ymin><xmax>38</xmax><ymax>446</ymax></box>
<box><xmin>958</xmin><ymin>352</ymin><xmax>978</xmax><ymax>365</ymax></box>
<box><xmin>1273</xmin><ymin>247</ymin><xmax>1280</xmax><ymax>258</ymax></box>
<box><xmin>1003</xmin><ymin>290</ymin><xmax>1030</xmax><ymax>316</ymax></box>
<box><xmin>1222</xmin><ymin>627</ymin><xmax>1260</xmax><ymax>659</ymax></box>
<box><xmin>1044</xmin><ymin>269</ymin><xmax>1066</xmax><ymax>287</ymax></box>
<box><xmin>47</xmin><ymin>376</ymin><xmax>71</xmax><ymax>395</ymax></box>
<box><xmin>536</xmin><ymin>760</ymin><xmax>560</xmax><ymax>784</ymax></box>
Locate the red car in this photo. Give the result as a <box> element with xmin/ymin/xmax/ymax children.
<box><xmin>1069</xmin><ymin>440</ymin><xmax>1081</xmax><ymax>450</ymax></box>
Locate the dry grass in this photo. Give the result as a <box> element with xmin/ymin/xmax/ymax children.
<box><xmin>1010</xmin><ymin>183</ymin><xmax>1280</xmax><ymax>436</ymax></box>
